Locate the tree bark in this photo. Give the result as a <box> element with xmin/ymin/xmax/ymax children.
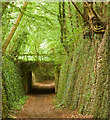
<box><xmin>68</xmin><ymin>2</ymin><xmax>74</xmax><ymax>33</ymax></box>
<box><xmin>84</xmin><ymin>2</ymin><xmax>106</xmax><ymax>34</ymax></box>
<box><xmin>71</xmin><ymin>1</ymin><xmax>106</xmax><ymax>34</ymax></box>
<box><xmin>2</xmin><ymin>2</ymin><xmax>28</xmax><ymax>55</ymax></box>
<box><xmin>62</xmin><ymin>1</ymin><xmax>69</xmax><ymax>55</ymax></box>
<box><xmin>58</xmin><ymin>1</ymin><xmax>69</xmax><ymax>55</ymax></box>
<box><xmin>59</xmin><ymin>1</ymin><xmax>63</xmax><ymax>43</ymax></box>
<box><xmin>8</xmin><ymin>36</ymin><xmax>17</xmax><ymax>54</ymax></box>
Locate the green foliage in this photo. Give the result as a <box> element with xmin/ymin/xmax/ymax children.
<box><xmin>2</xmin><ymin>55</ymin><xmax>26</xmax><ymax>109</ymax></box>
<box><xmin>31</xmin><ymin>62</ymin><xmax>55</xmax><ymax>83</ymax></box>
<box><xmin>10</xmin><ymin>96</ymin><xmax>29</xmax><ymax>110</ymax></box>
<box><xmin>1</xmin><ymin>2</ymin><xmax>71</xmax><ymax>64</ymax></box>
<box><xmin>56</xmin><ymin>28</ymin><xmax>109</xmax><ymax>118</ymax></box>
<box><xmin>56</xmin><ymin>56</ymin><xmax>71</xmax><ymax>103</ymax></box>
<box><xmin>2</xmin><ymin>1</ymin><xmax>109</xmax><ymax>119</ymax></box>
<box><xmin>2</xmin><ymin>83</ymin><xmax>9</xmax><ymax>118</ymax></box>
<box><xmin>2</xmin><ymin>2</ymin><xmax>61</xmax><ymax>59</ymax></box>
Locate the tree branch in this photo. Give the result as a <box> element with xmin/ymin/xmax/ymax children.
<box><xmin>2</xmin><ymin>2</ymin><xmax>28</xmax><ymax>54</ymax></box>
<box><xmin>70</xmin><ymin>0</ymin><xmax>88</xmax><ymax>23</ymax></box>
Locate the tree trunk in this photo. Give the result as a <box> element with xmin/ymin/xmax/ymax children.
<box><xmin>93</xmin><ymin>26</ymin><xmax>109</xmax><ymax>117</ymax></box>
<box><xmin>68</xmin><ymin>2</ymin><xmax>74</xmax><ymax>33</ymax></box>
<box><xmin>2</xmin><ymin>2</ymin><xmax>28</xmax><ymax>55</ymax></box>
<box><xmin>84</xmin><ymin>2</ymin><xmax>106</xmax><ymax>34</ymax></box>
<box><xmin>71</xmin><ymin>1</ymin><xmax>106</xmax><ymax>34</ymax></box>
<box><xmin>58</xmin><ymin>1</ymin><xmax>69</xmax><ymax>55</ymax></box>
<box><xmin>54</xmin><ymin>68</ymin><xmax>60</xmax><ymax>94</ymax></box>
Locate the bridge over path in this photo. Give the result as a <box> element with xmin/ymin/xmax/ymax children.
<box><xmin>15</xmin><ymin>54</ymin><xmax>60</xmax><ymax>94</ymax></box>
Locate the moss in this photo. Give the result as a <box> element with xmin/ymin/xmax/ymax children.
<box><xmin>2</xmin><ymin>83</ymin><xmax>9</xmax><ymax>118</ymax></box>
<box><xmin>56</xmin><ymin>56</ymin><xmax>71</xmax><ymax>103</ymax></box>
<box><xmin>63</xmin><ymin>55</ymin><xmax>80</xmax><ymax>107</ymax></box>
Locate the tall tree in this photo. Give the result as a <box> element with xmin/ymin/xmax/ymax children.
<box><xmin>2</xmin><ymin>2</ymin><xmax>28</xmax><ymax>54</ymax></box>
<box><xmin>58</xmin><ymin>1</ymin><xmax>69</xmax><ymax>55</ymax></box>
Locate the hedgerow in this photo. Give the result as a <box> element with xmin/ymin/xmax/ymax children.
<box><xmin>2</xmin><ymin>55</ymin><xmax>28</xmax><ymax>117</ymax></box>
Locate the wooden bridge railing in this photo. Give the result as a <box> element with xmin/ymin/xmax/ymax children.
<box><xmin>18</xmin><ymin>54</ymin><xmax>54</xmax><ymax>56</ymax></box>
<box><xmin>14</xmin><ymin>54</ymin><xmax>54</xmax><ymax>61</ymax></box>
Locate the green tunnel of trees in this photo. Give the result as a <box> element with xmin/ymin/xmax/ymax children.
<box><xmin>1</xmin><ymin>1</ymin><xmax>110</xmax><ymax>119</ymax></box>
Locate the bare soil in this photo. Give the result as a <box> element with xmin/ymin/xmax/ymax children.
<box><xmin>13</xmin><ymin>83</ymin><xmax>94</xmax><ymax>119</ymax></box>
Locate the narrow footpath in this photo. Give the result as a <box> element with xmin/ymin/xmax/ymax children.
<box><xmin>14</xmin><ymin>83</ymin><xmax>93</xmax><ymax>119</ymax></box>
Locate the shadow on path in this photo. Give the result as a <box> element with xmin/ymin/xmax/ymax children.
<box><xmin>30</xmin><ymin>83</ymin><xmax>55</xmax><ymax>94</ymax></box>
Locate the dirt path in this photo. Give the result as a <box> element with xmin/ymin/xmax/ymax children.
<box><xmin>14</xmin><ymin>83</ymin><xmax>93</xmax><ymax>119</ymax></box>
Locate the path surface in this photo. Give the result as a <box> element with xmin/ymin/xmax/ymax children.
<box><xmin>14</xmin><ymin>83</ymin><xmax>93</xmax><ymax>119</ymax></box>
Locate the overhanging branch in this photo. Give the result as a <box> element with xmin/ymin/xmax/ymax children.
<box><xmin>70</xmin><ymin>0</ymin><xmax>88</xmax><ymax>23</ymax></box>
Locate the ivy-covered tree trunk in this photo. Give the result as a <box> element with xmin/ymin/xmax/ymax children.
<box><xmin>57</xmin><ymin>2</ymin><xmax>109</xmax><ymax>118</ymax></box>
<box><xmin>93</xmin><ymin>26</ymin><xmax>109</xmax><ymax>118</ymax></box>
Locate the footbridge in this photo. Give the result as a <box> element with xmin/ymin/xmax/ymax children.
<box><xmin>15</xmin><ymin>54</ymin><xmax>60</xmax><ymax>94</ymax></box>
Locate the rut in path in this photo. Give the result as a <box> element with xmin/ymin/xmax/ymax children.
<box><xmin>14</xmin><ymin>83</ymin><xmax>94</xmax><ymax>118</ymax></box>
